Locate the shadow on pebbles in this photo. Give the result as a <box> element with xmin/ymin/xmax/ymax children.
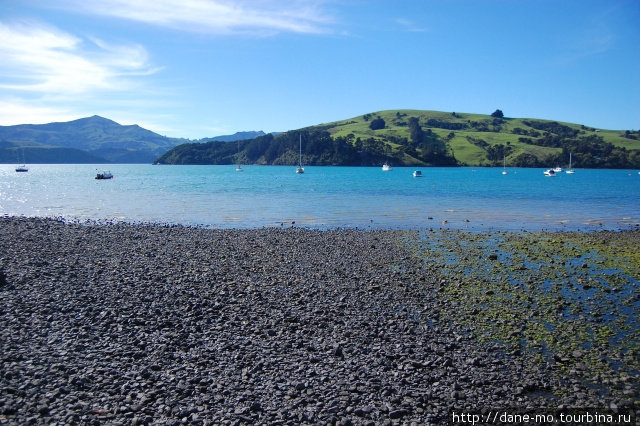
<box><xmin>0</xmin><ymin>217</ymin><xmax>634</xmax><ymax>425</ymax></box>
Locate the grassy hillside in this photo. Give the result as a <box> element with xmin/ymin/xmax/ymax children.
<box><xmin>316</xmin><ymin>109</ymin><xmax>639</xmax><ymax>167</ymax></box>
<box><xmin>155</xmin><ymin>109</ymin><xmax>639</xmax><ymax>167</ymax></box>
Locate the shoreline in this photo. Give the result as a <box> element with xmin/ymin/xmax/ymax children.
<box><xmin>4</xmin><ymin>212</ymin><xmax>640</xmax><ymax>234</ymax></box>
<box><xmin>1</xmin><ymin>217</ymin><xmax>638</xmax><ymax>424</ymax></box>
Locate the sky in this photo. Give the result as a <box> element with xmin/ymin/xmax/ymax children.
<box><xmin>0</xmin><ymin>0</ymin><xmax>638</xmax><ymax>139</ymax></box>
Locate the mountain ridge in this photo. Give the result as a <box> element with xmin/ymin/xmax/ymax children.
<box><xmin>199</xmin><ymin>131</ymin><xmax>267</xmax><ymax>143</ymax></box>
<box><xmin>0</xmin><ymin>116</ymin><xmax>267</xmax><ymax>164</ymax></box>
<box><xmin>0</xmin><ymin>115</ymin><xmax>182</xmax><ymax>163</ymax></box>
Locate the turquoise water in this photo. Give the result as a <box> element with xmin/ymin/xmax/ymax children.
<box><xmin>1</xmin><ymin>164</ymin><xmax>639</xmax><ymax>231</ymax></box>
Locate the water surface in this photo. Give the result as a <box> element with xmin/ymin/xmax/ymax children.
<box><xmin>1</xmin><ymin>164</ymin><xmax>638</xmax><ymax>231</ymax></box>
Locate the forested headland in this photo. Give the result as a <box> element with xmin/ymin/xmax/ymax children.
<box><xmin>155</xmin><ymin>110</ymin><xmax>640</xmax><ymax>168</ymax></box>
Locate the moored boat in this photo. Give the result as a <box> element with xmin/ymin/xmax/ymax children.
<box><xmin>544</xmin><ymin>169</ymin><xmax>556</xmax><ymax>177</ymax></box>
<box><xmin>95</xmin><ymin>171</ymin><xmax>113</xmax><ymax>179</ymax></box>
<box><xmin>565</xmin><ymin>153</ymin><xmax>575</xmax><ymax>174</ymax></box>
<box><xmin>295</xmin><ymin>135</ymin><xmax>304</xmax><ymax>174</ymax></box>
<box><xmin>235</xmin><ymin>140</ymin><xmax>243</xmax><ymax>171</ymax></box>
<box><xmin>413</xmin><ymin>170</ymin><xmax>422</xmax><ymax>177</ymax></box>
<box><xmin>15</xmin><ymin>149</ymin><xmax>28</xmax><ymax>172</ymax></box>
<box><xmin>382</xmin><ymin>163</ymin><xmax>392</xmax><ymax>171</ymax></box>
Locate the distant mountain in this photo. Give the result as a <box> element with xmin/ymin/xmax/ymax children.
<box><xmin>0</xmin><ymin>115</ymin><xmax>187</xmax><ymax>164</ymax></box>
<box><xmin>0</xmin><ymin>116</ymin><xmax>270</xmax><ymax>164</ymax></box>
<box><xmin>198</xmin><ymin>131</ymin><xmax>266</xmax><ymax>143</ymax></box>
<box><xmin>155</xmin><ymin>109</ymin><xmax>640</xmax><ymax>168</ymax></box>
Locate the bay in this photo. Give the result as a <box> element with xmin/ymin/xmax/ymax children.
<box><xmin>1</xmin><ymin>164</ymin><xmax>639</xmax><ymax>231</ymax></box>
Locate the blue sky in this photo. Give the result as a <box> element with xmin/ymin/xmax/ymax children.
<box><xmin>0</xmin><ymin>0</ymin><xmax>638</xmax><ymax>139</ymax></box>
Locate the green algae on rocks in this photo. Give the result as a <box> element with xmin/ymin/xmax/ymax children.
<box><xmin>402</xmin><ymin>229</ymin><xmax>640</xmax><ymax>401</ymax></box>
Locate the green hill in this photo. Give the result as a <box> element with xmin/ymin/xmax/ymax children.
<box><xmin>0</xmin><ymin>116</ymin><xmax>186</xmax><ymax>164</ymax></box>
<box><xmin>156</xmin><ymin>109</ymin><xmax>640</xmax><ymax>168</ymax></box>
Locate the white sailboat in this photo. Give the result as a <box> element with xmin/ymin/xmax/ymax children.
<box><xmin>235</xmin><ymin>140</ymin><xmax>243</xmax><ymax>172</ymax></box>
<box><xmin>296</xmin><ymin>134</ymin><xmax>304</xmax><ymax>174</ymax></box>
<box><xmin>565</xmin><ymin>153</ymin><xmax>575</xmax><ymax>174</ymax></box>
<box><xmin>15</xmin><ymin>148</ymin><xmax>28</xmax><ymax>172</ymax></box>
<box><xmin>502</xmin><ymin>155</ymin><xmax>508</xmax><ymax>175</ymax></box>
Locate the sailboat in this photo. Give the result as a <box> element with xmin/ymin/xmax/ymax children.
<box><xmin>296</xmin><ymin>134</ymin><xmax>304</xmax><ymax>174</ymax></box>
<box><xmin>565</xmin><ymin>153</ymin><xmax>575</xmax><ymax>174</ymax></box>
<box><xmin>235</xmin><ymin>140</ymin><xmax>243</xmax><ymax>172</ymax></box>
<box><xmin>15</xmin><ymin>149</ymin><xmax>28</xmax><ymax>172</ymax></box>
<box><xmin>501</xmin><ymin>155</ymin><xmax>508</xmax><ymax>175</ymax></box>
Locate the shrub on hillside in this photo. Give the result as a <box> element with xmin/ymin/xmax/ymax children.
<box><xmin>369</xmin><ymin>117</ymin><xmax>385</xmax><ymax>130</ymax></box>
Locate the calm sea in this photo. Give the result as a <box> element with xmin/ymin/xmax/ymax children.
<box><xmin>1</xmin><ymin>164</ymin><xmax>639</xmax><ymax>231</ymax></box>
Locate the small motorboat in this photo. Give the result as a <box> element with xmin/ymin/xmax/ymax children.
<box><xmin>382</xmin><ymin>163</ymin><xmax>392</xmax><ymax>171</ymax></box>
<box><xmin>413</xmin><ymin>170</ymin><xmax>423</xmax><ymax>177</ymax></box>
<box><xmin>95</xmin><ymin>171</ymin><xmax>114</xmax><ymax>180</ymax></box>
<box><xmin>553</xmin><ymin>166</ymin><xmax>563</xmax><ymax>173</ymax></box>
<box><xmin>544</xmin><ymin>169</ymin><xmax>556</xmax><ymax>177</ymax></box>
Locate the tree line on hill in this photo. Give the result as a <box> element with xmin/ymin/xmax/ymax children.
<box><xmin>508</xmin><ymin>121</ymin><xmax>638</xmax><ymax>168</ymax></box>
<box><xmin>156</xmin><ymin>111</ymin><xmax>640</xmax><ymax>168</ymax></box>
<box><xmin>156</xmin><ymin>125</ymin><xmax>459</xmax><ymax>166</ymax></box>
<box><xmin>446</xmin><ymin>115</ymin><xmax>639</xmax><ymax>169</ymax></box>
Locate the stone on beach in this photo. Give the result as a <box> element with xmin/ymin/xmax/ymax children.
<box><xmin>0</xmin><ymin>217</ymin><xmax>636</xmax><ymax>424</ymax></box>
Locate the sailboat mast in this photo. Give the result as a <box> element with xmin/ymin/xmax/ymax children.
<box><xmin>295</xmin><ymin>133</ymin><xmax>305</xmax><ymax>173</ymax></box>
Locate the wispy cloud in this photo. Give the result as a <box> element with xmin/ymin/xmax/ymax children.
<box><xmin>53</xmin><ymin>0</ymin><xmax>337</xmax><ymax>35</ymax></box>
<box><xmin>555</xmin><ymin>13</ymin><xmax>618</xmax><ymax>66</ymax></box>
<box><xmin>0</xmin><ymin>20</ymin><xmax>157</xmax><ymax>95</ymax></box>
<box><xmin>0</xmin><ymin>19</ymin><xmax>162</xmax><ymax>126</ymax></box>
<box><xmin>394</xmin><ymin>18</ymin><xmax>428</xmax><ymax>33</ymax></box>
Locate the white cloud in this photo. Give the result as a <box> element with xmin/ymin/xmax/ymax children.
<box><xmin>0</xmin><ymin>20</ymin><xmax>156</xmax><ymax>95</ymax></box>
<box><xmin>0</xmin><ymin>20</ymin><xmax>164</xmax><ymax>126</ymax></box>
<box><xmin>53</xmin><ymin>0</ymin><xmax>336</xmax><ymax>35</ymax></box>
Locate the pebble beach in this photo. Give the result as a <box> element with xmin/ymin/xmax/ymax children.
<box><xmin>1</xmin><ymin>217</ymin><xmax>638</xmax><ymax>425</ymax></box>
